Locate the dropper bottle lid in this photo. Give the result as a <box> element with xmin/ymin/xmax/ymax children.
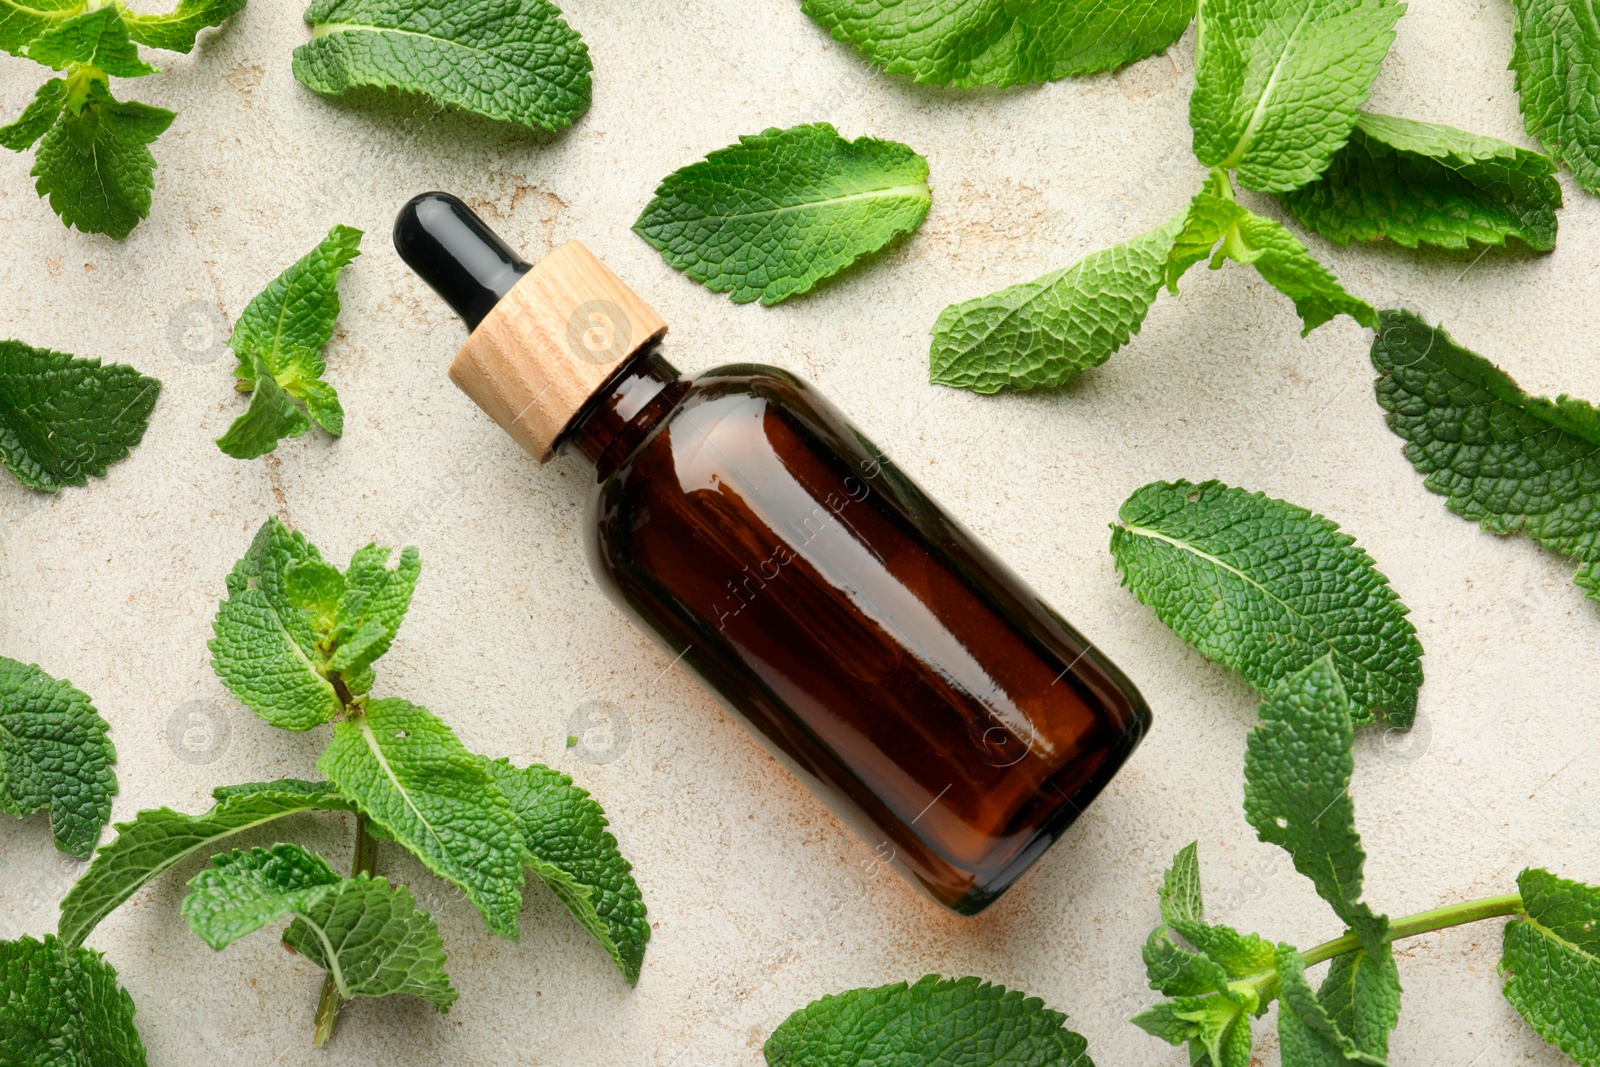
<box><xmin>394</xmin><ymin>192</ymin><xmax>668</xmax><ymax>462</ymax></box>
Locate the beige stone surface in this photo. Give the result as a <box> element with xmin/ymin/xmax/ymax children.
<box><xmin>1</xmin><ymin>0</ymin><xmax>1596</xmax><ymax>1063</ymax></box>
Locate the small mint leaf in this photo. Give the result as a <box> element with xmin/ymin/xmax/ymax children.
<box><xmin>122</xmin><ymin>0</ymin><xmax>246</xmax><ymax>52</ymax></box>
<box><xmin>0</xmin><ymin>77</ymin><xmax>67</xmax><ymax>151</ymax></box>
<box><xmin>0</xmin><ymin>656</ymin><xmax>116</xmax><ymax>856</ymax></box>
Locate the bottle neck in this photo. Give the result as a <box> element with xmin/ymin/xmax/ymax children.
<box><xmin>560</xmin><ymin>345</ymin><xmax>687</xmax><ymax>478</ymax></box>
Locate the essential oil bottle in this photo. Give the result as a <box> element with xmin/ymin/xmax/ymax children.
<box><xmin>394</xmin><ymin>193</ymin><xmax>1151</xmax><ymax>915</ymax></box>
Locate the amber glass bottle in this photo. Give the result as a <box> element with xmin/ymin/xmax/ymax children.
<box><xmin>395</xmin><ymin>193</ymin><xmax>1150</xmax><ymax>915</ymax></box>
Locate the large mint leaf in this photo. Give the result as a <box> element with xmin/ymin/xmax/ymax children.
<box><xmin>929</xmin><ymin>214</ymin><xmax>1182</xmax><ymax>393</ymax></box>
<box><xmin>799</xmin><ymin>0</ymin><xmax>1195</xmax><ymax>87</ymax></box>
<box><xmin>1274</xmin><ymin>944</ymin><xmax>1388</xmax><ymax>1067</ymax></box>
<box><xmin>317</xmin><ymin>698</ymin><xmax>525</xmax><ymax>940</ymax></box>
<box><xmin>30</xmin><ymin>75</ymin><xmax>174</xmax><ymax>240</ymax></box>
<box><xmin>122</xmin><ymin>0</ymin><xmax>246</xmax><ymax>52</ymax></box>
<box><xmin>633</xmin><ymin>122</ymin><xmax>930</xmax><ymax>306</ymax></box>
<box><xmin>0</xmin><ymin>0</ymin><xmax>78</xmax><ymax>57</ymax></box>
<box><xmin>1502</xmin><ymin>868</ymin><xmax>1600</xmax><ymax>1065</ymax></box>
<box><xmin>1316</xmin><ymin>947</ymin><xmax>1402</xmax><ymax>1059</ymax></box>
<box><xmin>0</xmin><ymin>340</ymin><xmax>160</xmax><ymax>493</ymax></box>
<box><xmin>1371</xmin><ymin>309</ymin><xmax>1600</xmax><ymax>602</ymax></box>
<box><xmin>1509</xmin><ymin>0</ymin><xmax>1600</xmax><ymax>195</ymax></box>
<box><xmin>184</xmin><ymin>843</ymin><xmax>456</xmax><ymax>1010</ymax></box>
<box><xmin>57</xmin><ymin>780</ymin><xmax>353</xmax><ymax>949</ymax></box>
<box><xmin>25</xmin><ymin>6</ymin><xmax>155</xmax><ymax>76</ymax></box>
<box><xmin>485</xmin><ymin>759</ymin><xmax>649</xmax><ymax>984</ymax></box>
<box><xmin>218</xmin><ymin>225</ymin><xmax>361</xmax><ymax>459</ymax></box>
<box><xmin>766</xmin><ymin>974</ymin><xmax>1094</xmax><ymax>1066</ymax></box>
<box><xmin>1279</xmin><ymin>111</ymin><xmax>1562</xmax><ymax>251</ymax></box>
<box><xmin>292</xmin><ymin>0</ymin><xmax>591</xmax><ymax>131</ymax></box>
<box><xmin>0</xmin><ymin>934</ymin><xmax>145</xmax><ymax>1067</ymax></box>
<box><xmin>1110</xmin><ymin>480</ymin><xmax>1423</xmax><ymax>726</ymax></box>
<box><xmin>0</xmin><ymin>656</ymin><xmax>116</xmax><ymax>856</ymax></box>
<box><xmin>1189</xmin><ymin>0</ymin><xmax>1402</xmax><ymax>192</ymax></box>
<box><xmin>1244</xmin><ymin>658</ymin><xmax>1390</xmax><ymax>960</ymax></box>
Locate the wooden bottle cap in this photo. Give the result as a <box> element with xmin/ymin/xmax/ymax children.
<box><xmin>448</xmin><ymin>241</ymin><xmax>668</xmax><ymax>461</ymax></box>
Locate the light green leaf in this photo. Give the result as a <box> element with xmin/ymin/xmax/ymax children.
<box><xmin>1509</xmin><ymin>0</ymin><xmax>1600</xmax><ymax>195</ymax></box>
<box><xmin>0</xmin><ymin>340</ymin><xmax>160</xmax><ymax>493</ymax></box>
<box><xmin>929</xmin><ymin>214</ymin><xmax>1183</xmax><ymax>394</ymax></box>
<box><xmin>0</xmin><ymin>934</ymin><xmax>145</xmax><ymax>1067</ymax></box>
<box><xmin>766</xmin><ymin>974</ymin><xmax>1094</xmax><ymax>1066</ymax></box>
<box><xmin>292</xmin><ymin>0</ymin><xmax>591</xmax><ymax>131</ymax></box>
<box><xmin>1278</xmin><ymin>111</ymin><xmax>1562</xmax><ymax>251</ymax></box>
<box><xmin>1317</xmin><ymin>947</ymin><xmax>1402</xmax><ymax>1059</ymax></box>
<box><xmin>1157</xmin><ymin>844</ymin><xmax>1277</xmax><ymax>981</ymax></box>
<box><xmin>218</xmin><ymin>225</ymin><xmax>360</xmax><ymax>458</ymax></box>
<box><xmin>1371</xmin><ymin>309</ymin><xmax>1600</xmax><ymax>601</ymax></box>
<box><xmin>317</xmin><ymin>698</ymin><xmax>526</xmax><ymax>940</ymax></box>
<box><xmin>31</xmin><ymin>74</ymin><xmax>174</xmax><ymax>240</ymax></box>
<box><xmin>183</xmin><ymin>843</ymin><xmax>457</xmax><ymax>1010</ymax></box>
<box><xmin>799</xmin><ymin>0</ymin><xmax>1195</xmax><ymax>88</ymax></box>
<box><xmin>1189</xmin><ymin>0</ymin><xmax>1402</xmax><ymax>192</ymax></box>
<box><xmin>0</xmin><ymin>77</ymin><xmax>68</xmax><ymax>151</ymax></box>
<box><xmin>328</xmin><ymin>542</ymin><xmax>420</xmax><ymax>682</ymax></box>
<box><xmin>1110</xmin><ymin>480</ymin><xmax>1423</xmax><ymax>726</ymax></box>
<box><xmin>26</xmin><ymin>6</ymin><xmax>156</xmax><ymax>76</ymax></box>
<box><xmin>56</xmin><ymin>780</ymin><xmax>354</xmax><ymax>949</ymax></box>
<box><xmin>122</xmin><ymin>0</ymin><xmax>246</xmax><ymax>52</ymax></box>
<box><xmin>0</xmin><ymin>656</ymin><xmax>116</xmax><ymax>857</ymax></box>
<box><xmin>1501</xmin><ymin>867</ymin><xmax>1600</xmax><ymax>1066</ymax></box>
<box><xmin>485</xmin><ymin>759</ymin><xmax>649</xmax><ymax>984</ymax></box>
<box><xmin>1244</xmin><ymin>658</ymin><xmax>1390</xmax><ymax>960</ymax></box>
<box><xmin>633</xmin><ymin>122</ymin><xmax>930</xmax><ymax>306</ymax></box>
<box><xmin>0</xmin><ymin>0</ymin><xmax>79</xmax><ymax>57</ymax></box>
<box><xmin>1144</xmin><ymin>925</ymin><xmax>1231</xmax><ymax>997</ymax></box>
<box><xmin>1132</xmin><ymin>991</ymin><xmax>1255</xmax><ymax>1067</ymax></box>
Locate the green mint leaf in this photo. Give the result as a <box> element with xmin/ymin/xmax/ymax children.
<box><xmin>218</xmin><ymin>224</ymin><xmax>360</xmax><ymax>458</ymax></box>
<box><xmin>326</xmin><ymin>542</ymin><xmax>420</xmax><ymax>683</ymax></box>
<box><xmin>1144</xmin><ymin>926</ymin><xmax>1231</xmax><ymax>997</ymax></box>
<box><xmin>1278</xmin><ymin>111</ymin><xmax>1562</xmax><ymax>251</ymax></box>
<box><xmin>1132</xmin><ymin>991</ymin><xmax>1255</xmax><ymax>1067</ymax></box>
<box><xmin>211</xmin><ymin>776</ymin><xmax>342</xmax><ymax>801</ymax></box>
<box><xmin>31</xmin><ymin>75</ymin><xmax>174</xmax><ymax>240</ymax></box>
<box><xmin>1155</xmin><ymin>845</ymin><xmax>1277</xmax><ymax>980</ymax></box>
<box><xmin>56</xmin><ymin>780</ymin><xmax>353</xmax><ymax>949</ymax></box>
<box><xmin>485</xmin><ymin>759</ymin><xmax>649</xmax><ymax>984</ymax></box>
<box><xmin>0</xmin><ymin>77</ymin><xmax>67</xmax><ymax>151</ymax></box>
<box><xmin>799</xmin><ymin>0</ymin><xmax>1195</xmax><ymax>87</ymax></box>
<box><xmin>765</xmin><ymin>974</ymin><xmax>1094</xmax><ymax>1066</ymax></box>
<box><xmin>122</xmin><ymin>0</ymin><xmax>246</xmax><ymax>52</ymax></box>
<box><xmin>0</xmin><ymin>0</ymin><xmax>80</xmax><ymax>57</ymax></box>
<box><xmin>1371</xmin><ymin>309</ymin><xmax>1600</xmax><ymax>599</ymax></box>
<box><xmin>1110</xmin><ymin>479</ymin><xmax>1424</xmax><ymax>726</ymax></box>
<box><xmin>292</xmin><ymin>0</ymin><xmax>591</xmax><ymax>131</ymax></box>
<box><xmin>0</xmin><ymin>934</ymin><xmax>145</xmax><ymax>1067</ymax></box>
<box><xmin>1189</xmin><ymin>0</ymin><xmax>1401</xmax><ymax>192</ymax></box>
<box><xmin>633</xmin><ymin>122</ymin><xmax>931</xmax><ymax>306</ymax></box>
<box><xmin>184</xmin><ymin>843</ymin><xmax>457</xmax><ymax>1010</ymax></box>
<box><xmin>1275</xmin><ymin>944</ymin><xmax>1387</xmax><ymax>1066</ymax></box>
<box><xmin>26</xmin><ymin>6</ymin><xmax>156</xmax><ymax>76</ymax></box>
<box><xmin>0</xmin><ymin>339</ymin><xmax>160</xmax><ymax>493</ymax></box>
<box><xmin>209</xmin><ymin>518</ymin><xmax>344</xmax><ymax>730</ymax></box>
<box><xmin>1317</xmin><ymin>947</ymin><xmax>1402</xmax><ymax>1059</ymax></box>
<box><xmin>929</xmin><ymin>214</ymin><xmax>1183</xmax><ymax>393</ymax></box>
<box><xmin>0</xmin><ymin>656</ymin><xmax>116</xmax><ymax>857</ymax></box>
<box><xmin>1244</xmin><ymin>657</ymin><xmax>1390</xmax><ymax>959</ymax></box>
<box><xmin>317</xmin><ymin>698</ymin><xmax>525</xmax><ymax>940</ymax></box>
<box><xmin>1509</xmin><ymin>0</ymin><xmax>1600</xmax><ymax>194</ymax></box>
<box><xmin>1501</xmin><ymin>867</ymin><xmax>1600</xmax><ymax>1066</ymax></box>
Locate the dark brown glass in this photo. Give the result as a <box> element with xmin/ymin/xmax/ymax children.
<box><xmin>560</xmin><ymin>346</ymin><xmax>1150</xmax><ymax>914</ymax></box>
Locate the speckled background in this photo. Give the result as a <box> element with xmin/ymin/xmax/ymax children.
<box><xmin>2</xmin><ymin>0</ymin><xmax>1597</xmax><ymax>1063</ymax></box>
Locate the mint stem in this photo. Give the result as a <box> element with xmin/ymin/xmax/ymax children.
<box><xmin>1301</xmin><ymin>893</ymin><xmax>1523</xmax><ymax>967</ymax></box>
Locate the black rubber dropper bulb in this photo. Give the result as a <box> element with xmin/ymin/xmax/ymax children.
<box><xmin>393</xmin><ymin>192</ymin><xmax>531</xmax><ymax>331</ymax></box>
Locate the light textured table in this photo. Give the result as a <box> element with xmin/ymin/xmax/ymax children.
<box><xmin>1</xmin><ymin>0</ymin><xmax>1594</xmax><ymax>1063</ymax></box>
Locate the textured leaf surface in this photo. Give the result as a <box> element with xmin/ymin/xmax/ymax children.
<box><xmin>26</xmin><ymin>6</ymin><xmax>155</xmax><ymax>76</ymax></box>
<box><xmin>1372</xmin><ymin>309</ymin><xmax>1600</xmax><ymax>596</ymax></box>
<box><xmin>633</xmin><ymin>123</ymin><xmax>930</xmax><ymax>306</ymax></box>
<box><xmin>0</xmin><ymin>934</ymin><xmax>145</xmax><ymax>1067</ymax></box>
<box><xmin>57</xmin><ymin>781</ymin><xmax>353</xmax><ymax>949</ymax></box>
<box><xmin>318</xmin><ymin>699</ymin><xmax>525</xmax><ymax>940</ymax></box>
<box><xmin>486</xmin><ymin>759</ymin><xmax>649</xmax><ymax>983</ymax></box>
<box><xmin>0</xmin><ymin>77</ymin><xmax>68</xmax><ymax>151</ymax></box>
<box><xmin>1279</xmin><ymin>111</ymin><xmax>1562</xmax><ymax>251</ymax></box>
<box><xmin>1316</xmin><ymin>947</ymin><xmax>1402</xmax><ymax>1059</ymax></box>
<box><xmin>1189</xmin><ymin>0</ymin><xmax>1401</xmax><ymax>192</ymax></box>
<box><xmin>182</xmin><ymin>842</ymin><xmax>341</xmax><ymax>949</ymax></box>
<box><xmin>123</xmin><ymin>0</ymin><xmax>246</xmax><ymax>52</ymax></box>
<box><xmin>218</xmin><ymin>225</ymin><xmax>360</xmax><ymax>458</ymax></box>
<box><xmin>929</xmin><ymin>215</ymin><xmax>1182</xmax><ymax>393</ymax></box>
<box><xmin>1509</xmin><ymin>0</ymin><xmax>1600</xmax><ymax>194</ymax></box>
<box><xmin>0</xmin><ymin>339</ymin><xmax>160</xmax><ymax>492</ymax></box>
<box><xmin>799</xmin><ymin>0</ymin><xmax>1195</xmax><ymax>87</ymax></box>
<box><xmin>765</xmin><ymin>974</ymin><xmax>1094</xmax><ymax>1066</ymax></box>
<box><xmin>1502</xmin><ymin>868</ymin><xmax>1600</xmax><ymax>1066</ymax></box>
<box><xmin>1110</xmin><ymin>480</ymin><xmax>1423</xmax><ymax>725</ymax></box>
<box><xmin>1275</xmin><ymin>944</ymin><xmax>1386</xmax><ymax>1066</ymax></box>
<box><xmin>293</xmin><ymin>0</ymin><xmax>591</xmax><ymax>131</ymax></box>
<box><xmin>1244</xmin><ymin>658</ymin><xmax>1390</xmax><ymax>959</ymax></box>
<box><xmin>1132</xmin><ymin>991</ymin><xmax>1254</xmax><ymax>1067</ymax></box>
<box><xmin>30</xmin><ymin>76</ymin><xmax>174</xmax><ymax>240</ymax></box>
<box><xmin>1156</xmin><ymin>844</ymin><xmax>1277</xmax><ymax>980</ymax></box>
<box><xmin>0</xmin><ymin>656</ymin><xmax>116</xmax><ymax>856</ymax></box>
<box><xmin>0</xmin><ymin>0</ymin><xmax>78</xmax><ymax>56</ymax></box>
